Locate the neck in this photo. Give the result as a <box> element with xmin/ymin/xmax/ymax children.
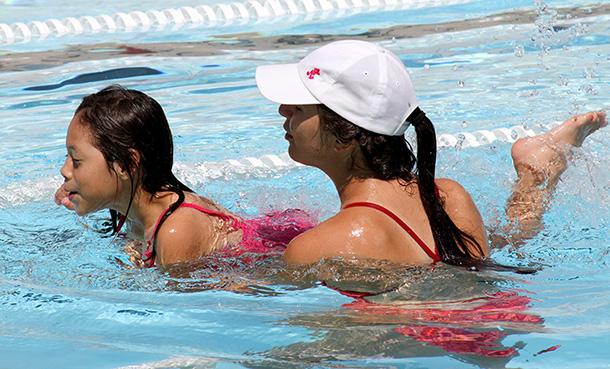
<box><xmin>116</xmin><ymin>188</ymin><xmax>175</xmax><ymax>238</ymax></box>
<box><xmin>325</xmin><ymin>165</ymin><xmax>378</xmax><ymax>206</ymax></box>
<box><xmin>315</xmin><ymin>148</ymin><xmax>378</xmax><ymax>206</ymax></box>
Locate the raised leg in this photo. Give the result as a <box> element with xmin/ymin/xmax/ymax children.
<box><xmin>503</xmin><ymin>111</ymin><xmax>607</xmax><ymax>244</ymax></box>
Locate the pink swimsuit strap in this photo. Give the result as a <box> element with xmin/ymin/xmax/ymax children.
<box><xmin>142</xmin><ymin>202</ymin><xmax>240</xmax><ymax>267</ymax></box>
<box><xmin>342</xmin><ymin>201</ymin><xmax>441</xmax><ymax>263</ymax></box>
<box><xmin>116</xmin><ymin>214</ymin><xmax>127</xmax><ymax>234</ymax></box>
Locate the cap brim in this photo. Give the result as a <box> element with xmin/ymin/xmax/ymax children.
<box><xmin>255</xmin><ymin>64</ymin><xmax>319</xmax><ymax>105</ymax></box>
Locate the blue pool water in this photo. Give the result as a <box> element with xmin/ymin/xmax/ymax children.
<box><xmin>1</xmin><ymin>0</ymin><xmax>609</xmax><ymax>368</ymax></box>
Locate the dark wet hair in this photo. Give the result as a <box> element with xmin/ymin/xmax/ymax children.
<box><xmin>318</xmin><ymin>104</ymin><xmax>484</xmax><ymax>267</ymax></box>
<box><xmin>75</xmin><ymin>85</ymin><xmax>192</xmax><ymax>236</ymax></box>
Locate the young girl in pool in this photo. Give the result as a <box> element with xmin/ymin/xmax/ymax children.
<box><xmin>57</xmin><ymin>85</ymin><xmax>315</xmax><ymax>267</ymax></box>
<box><xmin>255</xmin><ymin>39</ymin><xmax>607</xmax><ymax>267</ymax></box>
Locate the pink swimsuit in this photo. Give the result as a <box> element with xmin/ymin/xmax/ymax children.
<box><xmin>141</xmin><ymin>202</ymin><xmax>316</xmax><ymax>267</ymax></box>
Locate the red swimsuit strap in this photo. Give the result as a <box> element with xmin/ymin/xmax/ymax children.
<box><xmin>147</xmin><ymin>202</ymin><xmax>238</xmax><ymax>245</ymax></box>
<box><xmin>343</xmin><ymin>201</ymin><xmax>441</xmax><ymax>263</ymax></box>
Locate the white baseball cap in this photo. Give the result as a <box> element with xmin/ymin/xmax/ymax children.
<box><xmin>255</xmin><ymin>40</ymin><xmax>419</xmax><ymax>136</ymax></box>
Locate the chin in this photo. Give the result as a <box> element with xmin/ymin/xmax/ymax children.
<box><xmin>287</xmin><ymin>147</ymin><xmax>306</xmax><ymax>165</ymax></box>
<box><xmin>288</xmin><ymin>149</ymin><xmax>319</xmax><ymax>168</ymax></box>
<box><xmin>287</xmin><ymin>150</ymin><xmax>299</xmax><ymax>163</ymax></box>
<box><xmin>73</xmin><ymin>203</ymin><xmax>93</xmax><ymax>216</ymax></box>
<box><xmin>74</xmin><ymin>207</ymin><xmax>88</xmax><ymax>216</ymax></box>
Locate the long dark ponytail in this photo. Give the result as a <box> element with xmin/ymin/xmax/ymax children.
<box><xmin>318</xmin><ymin>105</ymin><xmax>483</xmax><ymax>266</ymax></box>
<box><xmin>408</xmin><ymin>108</ymin><xmax>483</xmax><ymax>265</ymax></box>
<box><xmin>75</xmin><ymin>85</ymin><xmax>192</xmax><ymax>237</ymax></box>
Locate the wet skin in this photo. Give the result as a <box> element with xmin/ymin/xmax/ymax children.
<box><xmin>60</xmin><ymin>113</ymin><xmax>131</xmax><ymax>216</ymax></box>
<box><xmin>279</xmin><ymin>104</ymin><xmax>335</xmax><ymax>167</ymax></box>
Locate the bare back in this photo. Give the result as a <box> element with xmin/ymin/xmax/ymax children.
<box><xmin>283</xmin><ymin>178</ymin><xmax>489</xmax><ymax>265</ymax></box>
<box><xmin>146</xmin><ymin>192</ymin><xmax>243</xmax><ymax>265</ymax></box>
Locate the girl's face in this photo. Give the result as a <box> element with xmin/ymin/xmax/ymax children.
<box><xmin>279</xmin><ymin>104</ymin><xmax>334</xmax><ymax>166</ymax></box>
<box><xmin>60</xmin><ymin>114</ymin><xmax>126</xmax><ymax>216</ymax></box>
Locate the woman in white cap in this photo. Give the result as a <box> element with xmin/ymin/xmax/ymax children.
<box><xmin>256</xmin><ymin>40</ymin><xmax>607</xmax><ymax>267</ymax></box>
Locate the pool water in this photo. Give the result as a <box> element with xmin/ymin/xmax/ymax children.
<box><xmin>1</xmin><ymin>0</ymin><xmax>609</xmax><ymax>368</ymax></box>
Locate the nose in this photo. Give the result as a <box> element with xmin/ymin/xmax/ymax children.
<box><xmin>278</xmin><ymin>104</ymin><xmax>293</xmax><ymax>118</ymax></box>
<box><xmin>60</xmin><ymin>157</ymin><xmax>72</xmax><ymax>182</ymax></box>
<box><xmin>279</xmin><ymin>104</ymin><xmax>294</xmax><ymax>132</ymax></box>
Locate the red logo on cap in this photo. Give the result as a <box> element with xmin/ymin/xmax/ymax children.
<box><xmin>306</xmin><ymin>68</ymin><xmax>320</xmax><ymax>80</ymax></box>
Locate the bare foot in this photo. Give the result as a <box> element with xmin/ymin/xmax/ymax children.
<box><xmin>511</xmin><ymin>111</ymin><xmax>607</xmax><ymax>183</ymax></box>
<box><xmin>547</xmin><ymin>111</ymin><xmax>608</xmax><ymax>147</ymax></box>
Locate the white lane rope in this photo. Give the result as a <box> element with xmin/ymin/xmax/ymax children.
<box><xmin>0</xmin><ymin>120</ymin><xmax>556</xmax><ymax>208</ymax></box>
<box><xmin>0</xmin><ymin>0</ymin><xmax>474</xmax><ymax>45</ymax></box>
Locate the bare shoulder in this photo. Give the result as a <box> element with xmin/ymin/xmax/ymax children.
<box><xmin>435</xmin><ymin>178</ymin><xmax>469</xmax><ymax>199</ymax></box>
<box><xmin>435</xmin><ymin>178</ymin><xmax>478</xmax><ymax>211</ymax></box>
<box><xmin>283</xmin><ymin>214</ymin><xmax>360</xmax><ymax>265</ymax></box>
<box><xmin>435</xmin><ymin>178</ymin><xmax>489</xmax><ymax>257</ymax></box>
<box><xmin>154</xmin><ymin>207</ymin><xmax>215</xmax><ymax>265</ymax></box>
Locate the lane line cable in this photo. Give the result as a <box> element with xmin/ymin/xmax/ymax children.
<box><xmin>0</xmin><ymin>0</ymin><xmax>474</xmax><ymax>45</ymax></box>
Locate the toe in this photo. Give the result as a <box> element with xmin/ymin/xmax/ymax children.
<box><xmin>599</xmin><ymin>111</ymin><xmax>608</xmax><ymax>127</ymax></box>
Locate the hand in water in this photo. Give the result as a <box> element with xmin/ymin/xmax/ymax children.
<box><xmin>124</xmin><ymin>241</ymin><xmax>146</xmax><ymax>268</ymax></box>
<box><xmin>54</xmin><ymin>184</ymin><xmax>75</xmax><ymax>210</ymax></box>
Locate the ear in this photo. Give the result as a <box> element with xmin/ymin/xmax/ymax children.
<box><xmin>333</xmin><ymin>139</ymin><xmax>354</xmax><ymax>153</ymax></box>
<box><xmin>113</xmin><ymin>162</ymin><xmax>130</xmax><ymax>180</ymax></box>
<box><xmin>128</xmin><ymin>149</ymin><xmax>141</xmax><ymax>169</ymax></box>
<box><xmin>113</xmin><ymin>149</ymin><xmax>141</xmax><ymax>180</ymax></box>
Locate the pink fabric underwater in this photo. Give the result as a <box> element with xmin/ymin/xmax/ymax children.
<box><xmin>231</xmin><ymin>208</ymin><xmax>317</xmax><ymax>255</ymax></box>
<box><xmin>208</xmin><ymin>208</ymin><xmax>317</xmax><ymax>263</ymax></box>
<box><xmin>142</xmin><ymin>203</ymin><xmax>316</xmax><ymax>267</ymax></box>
